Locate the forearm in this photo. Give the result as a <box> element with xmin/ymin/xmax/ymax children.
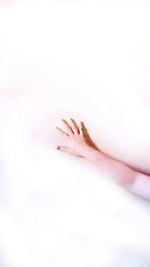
<box><xmin>85</xmin><ymin>148</ymin><xmax>150</xmax><ymax>200</ymax></box>
<box><xmin>85</xmin><ymin>147</ymin><xmax>137</xmax><ymax>189</ymax></box>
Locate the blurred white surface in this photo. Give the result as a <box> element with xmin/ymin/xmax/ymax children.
<box><xmin>0</xmin><ymin>1</ymin><xmax>150</xmax><ymax>267</ymax></box>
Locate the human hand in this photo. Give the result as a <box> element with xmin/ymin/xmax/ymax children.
<box><xmin>56</xmin><ymin>118</ymin><xmax>100</xmax><ymax>158</ymax></box>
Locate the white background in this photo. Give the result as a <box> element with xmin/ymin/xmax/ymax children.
<box><xmin>0</xmin><ymin>1</ymin><xmax>150</xmax><ymax>267</ymax></box>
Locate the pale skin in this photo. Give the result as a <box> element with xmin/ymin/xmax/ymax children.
<box><xmin>56</xmin><ymin>118</ymin><xmax>150</xmax><ymax>201</ymax></box>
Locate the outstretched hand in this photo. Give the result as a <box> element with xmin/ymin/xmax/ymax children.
<box><xmin>56</xmin><ymin>118</ymin><xmax>100</xmax><ymax>158</ymax></box>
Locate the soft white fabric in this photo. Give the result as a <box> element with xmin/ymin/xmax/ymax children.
<box><xmin>0</xmin><ymin>1</ymin><xmax>150</xmax><ymax>267</ymax></box>
<box><xmin>131</xmin><ymin>174</ymin><xmax>150</xmax><ymax>201</ymax></box>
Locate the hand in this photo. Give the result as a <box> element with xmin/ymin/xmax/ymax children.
<box><xmin>56</xmin><ymin>118</ymin><xmax>100</xmax><ymax>159</ymax></box>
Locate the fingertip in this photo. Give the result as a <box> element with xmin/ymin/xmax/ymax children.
<box><xmin>55</xmin><ymin>127</ymin><xmax>60</xmax><ymax>134</ymax></box>
<box><xmin>80</xmin><ymin>121</ymin><xmax>83</xmax><ymax>128</ymax></box>
<box><xmin>56</xmin><ymin>146</ymin><xmax>61</xmax><ymax>150</ymax></box>
<box><xmin>70</xmin><ymin>117</ymin><xmax>75</xmax><ymax>121</ymax></box>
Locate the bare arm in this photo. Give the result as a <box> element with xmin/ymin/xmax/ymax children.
<box><xmin>85</xmin><ymin>147</ymin><xmax>150</xmax><ymax>200</ymax></box>
<box><xmin>56</xmin><ymin>118</ymin><xmax>150</xmax><ymax>201</ymax></box>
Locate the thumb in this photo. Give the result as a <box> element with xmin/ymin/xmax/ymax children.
<box><xmin>56</xmin><ymin>146</ymin><xmax>84</xmax><ymax>158</ymax></box>
<box><xmin>57</xmin><ymin>145</ymin><xmax>68</xmax><ymax>152</ymax></box>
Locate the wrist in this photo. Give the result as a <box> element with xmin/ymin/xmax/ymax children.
<box><xmin>84</xmin><ymin>146</ymin><xmax>105</xmax><ymax>163</ymax></box>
